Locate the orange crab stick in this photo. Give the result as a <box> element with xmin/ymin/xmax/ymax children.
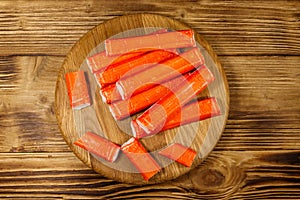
<box><xmin>87</xmin><ymin>51</ymin><xmax>145</xmax><ymax>74</ymax></box>
<box><xmin>134</xmin><ymin>66</ymin><xmax>215</xmax><ymax>134</ymax></box>
<box><xmin>109</xmin><ymin>74</ymin><xmax>190</xmax><ymax>120</ymax></box>
<box><xmin>74</xmin><ymin>132</ymin><xmax>120</xmax><ymax>162</ymax></box>
<box><xmin>105</xmin><ymin>30</ymin><xmax>196</xmax><ymax>56</ymax></box>
<box><xmin>158</xmin><ymin>143</ymin><xmax>197</xmax><ymax>167</ymax></box>
<box><xmin>116</xmin><ymin>47</ymin><xmax>204</xmax><ymax>100</ymax></box>
<box><xmin>65</xmin><ymin>70</ymin><xmax>90</xmax><ymax>110</ymax></box>
<box><xmin>99</xmin><ymin>84</ymin><xmax>122</xmax><ymax>104</ymax></box>
<box><xmin>94</xmin><ymin>50</ymin><xmax>177</xmax><ymax>88</ymax></box>
<box><xmin>87</xmin><ymin>29</ymin><xmax>169</xmax><ymax>74</ymax></box>
<box><xmin>121</xmin><ymin>137</ymin><xmax>161</xmax><ymax>181</ymax></box>
<box><xmin>131</xmin><ymin>98</ymin><xmax>221</xmax><ymax>138</ymax></box>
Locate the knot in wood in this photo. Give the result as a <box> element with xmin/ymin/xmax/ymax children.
<box><xmin>193</xmin><ymin>169</ymin><xmax>224</xmax><ymax>188</ymax></box>
<box><xmin>39</xmin><ymin>96</ymin><xmax>48</xmax><ymax>104</ymax></box>
<box><xmin>202</xmin><ymin>169</ymin><xmax>224</xmax><ymax>187</ymax></box>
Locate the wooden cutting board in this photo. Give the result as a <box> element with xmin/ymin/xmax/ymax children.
<box><xmin>55</xmin><ymin>14</ymin><xmax>229</xmax><ymax>184</ymax></box>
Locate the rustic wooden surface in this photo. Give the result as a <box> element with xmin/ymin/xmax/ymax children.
<box><xmin>0</xmin><ymin>0</ymin><xmax>299</xmax><ymax>199</ymax></box>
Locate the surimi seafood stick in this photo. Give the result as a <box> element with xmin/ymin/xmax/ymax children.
<box><xmin>158</xmin><ymin>143</ymin><xmax>197</xmax><ymax>167</ymax></box>
<box><xmin>131</xmin><ymin>98</ymin><xmax>221</xmax><ymax>138</ymax></box>
<box><xmin>110</xmin><ymin>74</ymin><xmax>190</xmax><ymax>120</ymax></box>
<box><xmin>94</xmin><ymin>50</ymin><xmax>177</xmax><ymax>88</ymax></box>
<box><xmin>87</xmin><ymin>51</ymin><xmax>145</xmax><ymax>74</ymax></box>
<box><xmin>74</xmin><ymin>132</ymin><xmax>120</xmax><ymax>162</ymax></box>
<box><xmin>105</xmin><ymin>30</ymin><xmax>196</xmax><ymax>56</ymax></box>
<box><xmin>65</xmin><ymin>70</ymin><xmax>90</xmax><ymax>110</ymax></box>
<box><xmin>99</xmin><ymin>84</ymin><xmax>122</xmax><ymax>104</ymax></box>
<box><xmin>135</xmin><ymin>66</ymin><xmax>215</xmax><ymax>134</ymax></box>
<box><xmin>116</xmin><ymin>47</ymin><xmax>204</xmax><ymax>100</ymax></box>
<box><xmin>87</xmin><ymin>29</ymin><xmax>169</xmax><ymax>74</ymax></box>
<box><xmin>121</xmin><ymin>137</ymin><xmax>161</xmax><ymax>181</ymax></box>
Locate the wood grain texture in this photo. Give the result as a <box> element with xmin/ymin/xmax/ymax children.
<box><xmin>0</xmin><ymin>0</ymin><xmax>299</xmax><ymax>198</ymax></box>
<box><xmin>1</xmin><ymin>54</ymin><xmax>299</xmax><ymax>197</ymax></box>
<box><xmin>0</xmin><ymin>151</ymin><xmax>299</xmax><ymax>199</ymax></box>
<box><xmin>0</xmin><ymin>0</ymin><xmax>299</xmax><ymax>56</ymax></box>
<box><xmin>1</xmin><ymin>56</ymin><xmax>298</xmax><ymax>153</ymax></box>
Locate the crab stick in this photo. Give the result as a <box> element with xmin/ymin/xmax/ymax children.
<box><xmin>94</xmin><ymin>50</ymin><xmax>177</xmax><ymax>88</ymax></box>
<box><xmin>87</xmin><ymin>29</ymin><xmax>169</xmax><ymax>74</ymax></box>
<box><xmin>131</xmin><ymin>98</ymin><xmax>221</xmax><ymax>138</ymax></box>
<box><xmin>87</xmin><ymin>51</ymin><xmax>145</xmax><ymax>74</ymax></box>
<box><xmin>134</xmin><ymin>66</ymin><xmax>215</xmax><ymax>134</ymax></box>
<box><xmin>121</xmin><ymin>137</ymin><xmax>161</xmax><ymax>181</ymax></box>
<box><xmin>116</xmin><ymin>47</ymin><xmax>204</xmax><ymax>100</ymax></box>
<box><xmin>99</xmin><ymin>84</ymin><xmax>122</xmax><ymax>104</ymax></box>
<box><xmin>105</xmin><ymin>30</ymin><xmax>196</xmax><ymax>56</ymax></box>
<box><xmin>74</xmin><ymin>132</ymin><xmax>120</xmax><ymax>162</ymax></box>
<box><xmin>158</xmin><ymin>143</ymin><xmax>197</xmax><ymax>167</ymax></box>
<box><xmin>109</xmin><ymin>74</ymin><xmax>190</xmax><ymax>120</ymax></box>
<box><xmin>65</xmin><ymin>70</ymin><xmax>90</xmax><ymax>110</ymax></box>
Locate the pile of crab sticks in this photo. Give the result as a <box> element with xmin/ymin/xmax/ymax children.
<box><xmin>65</xmin><ymin>29</ymin><xmax>221</xmax><ymax>181</ymax></box>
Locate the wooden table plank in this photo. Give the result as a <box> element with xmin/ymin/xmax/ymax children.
<box><xmin>0</xmin><ymin>0</ymin><xmax>299</xmax><ymax>56</ymax></box>
<box><xmin>1</xmin><ymin>56</ymin><xmax>299</xmax><ymax>153</ymax></box>
<box><xmin>0</xmin><ymin>151</ymin><xmax>299</xmax><ymax>199</ymax></box>
<box><xmin>0</xmin><ymin>0</ymin><xmax>299</xmax><ymax>198</ymax></box>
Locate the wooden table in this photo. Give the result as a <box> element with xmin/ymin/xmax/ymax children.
<box><xmin>0</xmin><ymin>0</ymin><xmax>299</xmax><ymax>199</ymax></box>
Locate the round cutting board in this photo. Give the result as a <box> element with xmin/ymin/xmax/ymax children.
<box><xmin>55</xmin><ymin>14</ymin><xmax>229</xmax><ymax>184</ymax></box>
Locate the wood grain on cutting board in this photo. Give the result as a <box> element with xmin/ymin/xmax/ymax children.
<box><xmin>55</xmin><ymin>14</ymin><xmax>229</xmax><ymax>184</ymax></box>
